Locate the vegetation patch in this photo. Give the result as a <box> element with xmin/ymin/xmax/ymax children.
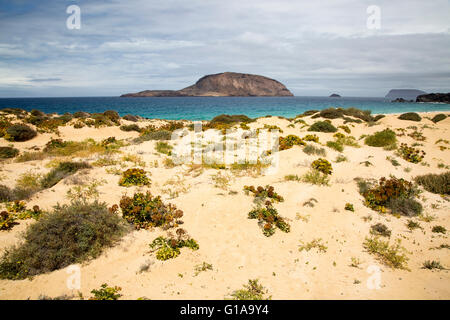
<box><xmin>303</xmin><ymin>144</ymin><xmax>326</xmax><ymax>156</ymax></box>
<box><xmin>308</xmin><ymin>121</ymin><xmax>337</xmax><ymax>133</ymax></box>
<box><xmin>278</xmin><ymin>135</ymin><xmax>305</xmax><ymax>151</ymax></box>
<box><xmin>0</xmin><ymin>146</ymin><xmax>19</xmax><ymax>159</ymax></box>
<box><xmin>370</xmin><ymin>223</ymin><xmax>391</xmax><ymax>237</ymax></box>
<box><xmin>149</xmin><ymin>229</ymin><xmax>199</xmax><ymax>260</ymax></box>
<box><xmin>311</xmin><ymin>158</ymin><xmax>332</xmax><ymax>175</ymax></box>
<box><xmin>398</xmin><ymin>112</ymin><xmax>421</xmax><ymax>122</ymax></box>
<box><xmin>118</xmin><ymin>168</ymin><xmax>151</xmax><ymax>187</ymax></box>
<box><xmin>243</xmin><ymin>185</ymin><xmax>284</xmax><ymax>203</ymax></box>
<box><xmin>90</xmin><ymin>284</ymin><xmax>122</xmax><ymax>300</ymax></box>
<box><xmin>414</xmin><ymin>172</ymin><xmax>449</xmax><ymax>195</ymax></box>
<box><xmin>248</xmin><ymin>202</ymin><xmax>290</xmax><ymax>237</ymax></box>
<box><xmin>364</xmin><ymin>129</ymin><xmax>396</xmax><ymax>148</ymax></box>
<box><xmin>41</xmin><ymin>161</ymin><xmax>91</xmax><ymax>188</ymax></box>
<box><xmin>155</xmin><ymin>141</ymin><xmax>173</xmax><ymax>156</ymax></box>
<box><xmin>0</xmin><ymin>200</ymin><xmax>128</xmax><ymax>279</ymax></box>
<box><xmin>431</xmin><ymin>114</ymin><xmax>447</xmax><ymax>123</ymax></box>
<box><xmin>4</xmin><ymin>124</ymin><xmax>37</xmax><ymax>142</ymax></box>
<box><xmin>119</xmin><ymin>191</ymin><xmax>183</xmax><ymax>230</ymax></box>
<box><xmin>398</xmin><ymin>143</ymin><xmax>425</xmax><ymax>163</ymax></box>
<box><xmin>363</xmin><ymin>237</ymin><xmax>409</xmax><ymax>270</ymax></box>
<box><xmin>229</xmin><ymin>279</ymin><xmax>271</xmax><ymax>300</ymax></box>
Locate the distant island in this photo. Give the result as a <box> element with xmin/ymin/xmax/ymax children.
<box><xmin>416</xmin><ymin>93</ymin><xmax>450</xmax><ymax>104</ymax></box>
<box><xmin>329</xmin><ymin>93</ymin><xmax>341</xmax><ymax>98</ymax></box>
<box><xmin>121</xmin><ymin>72</ymin><xmax>293</xmax><ymax>97</ymax></box>
<box><xmin>385</xmin><ymin>89</ymin><xmax>426</xmax><ymax>100</ymax></box>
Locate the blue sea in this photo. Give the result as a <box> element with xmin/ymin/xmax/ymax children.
<box><xmin>0</xmin><ymin>96</ymin><xmax>449</xmax><ymax>121</ymax></box>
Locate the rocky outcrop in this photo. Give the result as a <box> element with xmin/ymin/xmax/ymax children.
<box><xmin>416</xmin><ymin>93</ymin><xmax>450</xmax><ymax>104</ymax></box>
<box><xmin>391</xmin><ymin>98</ymin><xmax>413</xmax><ymax>103</ymax></box>
<box><xmin>121</xmin><ymin>72</ymin><xmax>293</xmax><ymax>97</ymax></box>
<box><xmin>385</xmin><ymin>89</ymin><xmax>426</xmax><ymax>100</ymax></box>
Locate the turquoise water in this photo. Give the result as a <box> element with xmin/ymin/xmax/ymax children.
<box><xmin>0</xmin><ymin>96</ymin><xmax>449</xmax><ymax>120</ymax></box>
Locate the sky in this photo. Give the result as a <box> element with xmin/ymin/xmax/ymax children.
<box><xmin>0</xmin><ymin>0</ymin><xmax>449</xmax><ymax>97</ymax></box>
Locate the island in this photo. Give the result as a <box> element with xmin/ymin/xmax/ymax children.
<box><xmin>121</xmin><ymin>72</ymin><xmax>294</xmax><ymax>97</ymax></box>
<box><xmin>385</xmin><ymin>89</ymin><xmax>426</xmax><ymax>100</ymax></box>
<box><xmin>329</xmin><ymin>93</ymin><xmax>341</xmax><ymax>98</ymax></box>
<box><xmin>416</xmin><ymin>93</ymin><xmax>450</xmax><ymax>104</ymax></box>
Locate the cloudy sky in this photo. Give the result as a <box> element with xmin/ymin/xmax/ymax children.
<box><xmin>0</xmin><ymin>0</ymin><xmax>449</xmax><ymax>97</ymax></box>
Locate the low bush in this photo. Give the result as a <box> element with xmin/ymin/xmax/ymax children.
<box><xmin>431</xmin><ymin>114</ymin><xmax>447</xmax><ymax>123</ymax></box>
<box><xmin>134</xmin><ymin>130</ymin><xmax>172</xmax><ymax>143</ymax></box>
<box><xmin>149</xmin><ymin>229</ymin><xmax>199</xmax><ymax>260</ymax></box>
<box><xmin>122</xmin><ymin>114</ymin><xmax>139</xmax><ymax>122</ymax></box>
<box><xmin>345</xmin><ymin>203</ymin><xmax>354</xmax><ymax>212</ymax></box>
<box><xmin>311</xmin><ymin>158</ymin><xmax>332</xmax><ymax>175</ymax></box>
<box><xmin>248</xmin><ymin>202</ymin><xmax>290</xmax><ymax>237</ymax></box>
<box><xmin>303</xmin><ymin>134</ymin><xmax>319</xmax><ymax>143</ymax></box>
<box><xmin>0</xmin><ymin>146</ymin><xmax>19</xmax><ymax>159</ymax></box>
<box><xmin>432</xmin><ymin>226</ymin><xmax>446</xmax><ymax>234</ymax></box>
<box><xmin>4</xmin><ymin>124</ymin><xmax>37</xmax><ymax>142</ymax></box>
<box><xmin>414</xmin><ymin>172</ymin><xmax>449</xmax><ymax>195</ymax></box>
<box><xmin>363</xmin><ymin>237</ymin><xmax>409</xmax><ymax>269</ymax></box>
<box><xmin>303</xmin><ymin>144</ymin><xmax>326</xmax><ymax>156</ymax></box>
<box><xmin>41</xmin><ymin>161</ymin><xmax>91</xmax><ymax>188</ymax></box>
<box><xmin>229</xmin><ymin>279</ymin><xmax>271</xmax><ymax>300</ymax></box>
<box><xmin>422</xmin><ymin>260</ymin><xmax>445</xmax><ymax>270</ymax></box>
<box><xmin>119</xmin><ymin>191</ymin><xmax>183</xmax><ymax>229</ymax></box>
<box><xmin>90</xmin><ymin>284</ymin><xmax>122</xmax><ymax>300</ymax></box>
<box><xmin>279</xmin><ymin>135</ymin><xmax>305</xmax><ymax>151</ymax></box>
<box><xmin>308</xmin><ymin>121</ymin><xmax>337</xmax><ymax>133</ymax></box>
<box><xmin>0</xmin><ymin>200</ymin><xmax>128</xmax><ymax>279</ymax></box>
<box><xmin>364</xmin><ymin>129</ymin><xmax>396</xmax><ymax>148</ymax></box>
<box><xmin>326</xmin><ymin>140</ymin><xmax>344</xmax><ymax>152</ymax></box>
<box><xmin>118</xmin><ymin>168</ymin><xmax>151</xmax><ymax>187</ymax></box>
<box><xmin>0</xmin><ymin>211</ymin><xmax>16</xmax><ymax>230</ymax></box>
<box><xmin>155</xmin><ymin>141</ymin><xmax>173</xmax><ymax>156</ymax></box>
<box><xmin>370</xmin><ymin>223</ymin><xmax>391</xmax><ymax>237</ymax></box>
<box><xmin>398</xmin><ymin>143</ymin><xmax>425</xmax><ymax>163</ymax></box>
<box><xmin>398</xmin><ymin>112</ymin><xmax>421</xmax><ymax>122</ymax></box>
<box><xmin>243</xmin><ymin>185</ymin><xmax>284</xmax><ymax>203</ymax></box>
<box><xmin>120</xmin><ymin>124</ymin><xmax>141</xmax><ymax>132</ymax></box>
<box><xmin>301</xmin><ymin>169</ymin><xmax>330</xmax><ymax>186</ymax></box>
<box><xmin>359</xmin><ymin>177</ymin><xmax>420</xmax><ymax>216</ymax></box>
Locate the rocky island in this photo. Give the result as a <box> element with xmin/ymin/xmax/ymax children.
<box><xmin>121</xmin><ymin>72</ymin><xmax>293</xmax><ymax>97</ymax></box>
<box><xmin>385</xmin><ymin>89</ymin><xmax>426</xmax><ymax>100</ymax></box>
<box><xmin>416</xmin><ymin>93</ymin><xmax>450</xmax><ymax>104</ymax></box>
<box><xmin>329</xmin><ymin>93</ymin><xmax>341</xmax><ymax>98</ymax></box>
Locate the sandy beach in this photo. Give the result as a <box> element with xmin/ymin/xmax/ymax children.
<box><xmin>0</xmin><ymin>110</ymin><xmax>449</xmax><ymax>300</ymax></box>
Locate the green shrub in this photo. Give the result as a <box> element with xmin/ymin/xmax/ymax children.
<box><xmin>134</xmin><ymin>130</ymin><xmax>172</xmax><ymax>143</ymax></box>
<box><xmin>301</xmin><ymin>169</ymin><xmax>330</xmax><ymax>186</ymax></box>
<box><xmin>0</xmin><ymin>146</ymin><xmax>19</xmax><ymax>159</ymax></box>
<box><xmin>0</xmin><ymin>211</ymin><xmax>16</xmax><ymax>230</ymax></box>
<box><xmin>279</xmin><ymin>135</ymin><xmax>305</xmax><ymax>151</ymax></box>
<box><xmin>0</xmin><ymin>200</ymin><xmax>128</xmax><ymax>279</ymax></box>
<box><xmin>149</xmin><ymin>230</ymin><xmax>199</xmax><ymax>260</ymax></box>
<box><xmin>398</xmin><ymin>143</ymin><xmax>425</xmax><ymax>163</ymax></box>
<box><xmin>363</xmin><ymin>237</ymin><xmax>409</xmax><ymax>269</ymax></box>
<box><xmin>73</xmin><ymin>111</ymin><xmax>90</xmax><ymax>118</ymax></box>
<box><xmin>303</xmin><ymin>134</ymin><xmax>319</xmax><ymax>143</ymax></box>
<box><xmin>229</xmin><ymin>279</ymin><xmax>271</xmax><ymax>300</ymax></box>
<box><xmin>122</xmin><ymin>114</ymin><xmax>139</xmax><ymax>122</ymax></box>
<box><xmin>311</xmin><ymin>158</ymin><xmax>332</xmax><ymax>175</ymax></box>
<box><xmin>118</xmin><ymin>168</ymin><xmax>151</xmax><ymax>187</ymax></box>
<box><xmin>364</xmin><ymin>129</ymin><xmax>396</xmax><ymax>147</ymax></box>
<box><xmin>120</xmin><ymin>124</ymin><xmax>141</xmax><ymax>132</ymax></box>
<box><xmin>155</xmin><ymin>141</ymin><xmax>173</xmax><ymax>156</ymax></box>
<box><xmin>360</xmin><ymin>177</ymin><xmax>420</xmax><ymax>215</ymax></box>
<box><xmin>326</xmin><ymin>141</ymin><xmax>344</xmax><ymax>152</ymax></box>
<box><xmin>103</xmin><ymin>110</ymin><xmax>120</xmax><ymax>123</ymax></box>
<box><xmin>248</xmin><ymin>202</ymin><xmax>290</xmax><ymax>237</ymax></box>
<box><xmin>339</xmin><ymin>125</ymin><xmax>351</xmax><ymax>133</ymax></box>
<box><xmin>345</xmin><ymin>203</ymin><xmax>354</xmax><ymax>212</ymax></box>
<box><xmin>119</xmin><ymin>191</ymin><xmax>183</xmax><ymax>229</ymax></box>
<box><xmin>422</xmin><ymin>260</ymin><xmax>445</xmax><ymax>270</ymax></box>
<box><xmin>41</xmin><ymin>161</ymin><xmax>91</xmax><ymax>188</ymax></box>
<box><xmin>209</xmin><ymin>114</ymin><xmax>252</xmax><ymax>125</ymax></box>
<box><xmin>5</xmin><ymin>124</ymin><xmax>37</xmax><ymax>142</ymax></box>
<box><xmin>432</xmin><ymin>226</ymin><xmax>446</xmax><ymax>234</ymax></box>
<box><xmin>90</xmin><ymin>284</ymin><xmax>122</xmax><ymax>300</ymax></box>
<box><xmin>243</xmin><ymin>185</ymin><xmax>284</xmax><ymax>203</ymax></box>
<box><xmin>303</xmin><ymin>144</ymin><xmax>326</xmax><ymax>156</ymax></box>
<box><xmin>431</xmin><ymin>114</ymin><xmax>447</xmax><ymax>123</ymax></box>
<box><xmin>308</xmin><ymin>121</ymin><xmax>337</xmax><ymax>133</ymax></box>
<box><xmin>414</xmin><ymin>172</ymin><xmax>449</xmax><ymax>195</ymax></box>
<box><xmin>370</xmin><ymin>223</ymin><xmax>391</xmax><ymax>237</ymax></box>
<box><xmin>398</xmin><ymin>112</ymin><xmax>421</xmax><ymax>122</ymax></box>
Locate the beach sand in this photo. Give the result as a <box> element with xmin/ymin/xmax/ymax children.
<box><xmin>0</xmin><ymin>111</ymin><xmax>449</xmax><ymax>300</ymax></box>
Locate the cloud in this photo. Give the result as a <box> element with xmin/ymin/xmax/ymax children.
<box><xmin>0</xmin><ymin>0</ymin><xmax>449</xmax><ymax>97</ymax></box>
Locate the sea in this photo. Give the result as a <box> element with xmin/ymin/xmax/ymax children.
<box><xmin>0</xmin><ymin>96</ymin><xmax>449</xmax><ymax>121</ymax></box>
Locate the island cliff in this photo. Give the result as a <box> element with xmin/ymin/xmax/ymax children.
<box><xmin>121</xmin><ymin>72</ymin><xmax>293</xmax><ymax>97</ymax></box>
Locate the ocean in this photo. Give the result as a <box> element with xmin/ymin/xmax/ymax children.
<box><xmin>0</xmin><ymin>96</ymin><xmax>449</xmax><ymax>121</ymax></box>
